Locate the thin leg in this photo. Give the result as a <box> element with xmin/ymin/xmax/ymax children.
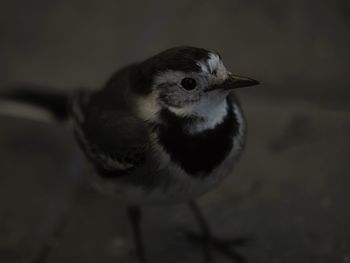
<box><xmin>127</xmin><ymin>206</ymin><xmax>147</xmax><ymax>263</ymax></box>
<box><xmin>188</xmin><ymin>201</ymin><xmax>213</xmax><ymax>263</ymax></box>
<box><xmin>30</xmin><ymin>207</ymin><xmax>71</xmax><ymax>263</ymax></box>
<box><xmin>187</xmin><ymin>200</ymin><xmax>248</xmax><ymax>263</ymax></box>
<box><xmin>189</xmin><ymin>201</ymin><xmax>211</xmax><ymax>235</ymax></box>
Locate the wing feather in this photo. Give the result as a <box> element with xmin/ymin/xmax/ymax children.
<box><xmin>71</xmin><ymin>89</ymin><xmax>149</xmax><ymax>176</ymax></box>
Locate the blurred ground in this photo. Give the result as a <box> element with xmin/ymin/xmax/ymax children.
<box><xmin>0</xmin><ymin>93</ymin><xmax>349</xmax><ymax>263</ymax></box>
<box><xmin>1</xmin><ymin>0</ymin><xmax>350</xmax><ymax>100</ymax></box>
<box><xmin>1</xmin><ymin>0</ymin><xmax>350</xmax><ymax>262</ymax></box>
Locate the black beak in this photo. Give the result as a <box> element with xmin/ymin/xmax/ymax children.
<box><xmin>205</xmin><ymin>74</ymin><xmax>259</xmax><ymax>92</ymax></box>
<box><xmin>224</xmin><ymin>74</ymin><xmax>260</xmax><ymax>89</ymax></box>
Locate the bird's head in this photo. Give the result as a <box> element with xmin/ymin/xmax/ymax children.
<box><xmin>135</xmin><ymin>47</ymin><xmax>258</xmax><ymax>126</ymax></box>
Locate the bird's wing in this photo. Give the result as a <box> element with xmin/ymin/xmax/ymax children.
<box><xmin>71</xmin><ymin>88</ymin><xmax>149</xmax><ymax>178</ymax></box>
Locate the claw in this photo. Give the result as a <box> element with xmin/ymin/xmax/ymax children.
<box><xmin>216</xmin><ymin>237</ymin><xmax>251</xmax><ymax>246</ymax></box>
<box><xmin>213</xmin><ymin>242</ymin><xmax>246</xmax><ymax>263</ymax></box>
<box><xmin>182</xmin><ymin>229</ymin><xmax>249</xmax><ymax>263</ymax></box>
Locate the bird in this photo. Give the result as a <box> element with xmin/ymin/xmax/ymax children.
<box><xmin>0</xmin><ymin>46</ymin><xmax>259</xmax><ymax>263</ymax></box>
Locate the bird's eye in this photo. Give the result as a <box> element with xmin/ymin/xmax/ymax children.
<box><xmin>181</xmin><ymin>78</ymin><xmax>197</xmax><ymax>91</ymax></box>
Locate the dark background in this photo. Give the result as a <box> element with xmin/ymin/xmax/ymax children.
<box><xmin>0</xmin><ymin>0</ymin><xmax>349</xmax><ymax>262</ymax></box>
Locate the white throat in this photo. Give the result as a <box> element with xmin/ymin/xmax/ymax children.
<box><xmin>168</xmin><ymin>97</ymin><xmax>228</xmax><ymax>134</ymax></box>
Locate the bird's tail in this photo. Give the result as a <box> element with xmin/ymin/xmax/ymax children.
<box><xmin>0</xmin><ymin>85</ymin><xmax>70</xmax><ymax>122</ymax></box>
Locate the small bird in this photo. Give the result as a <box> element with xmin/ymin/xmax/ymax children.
<box><xmin>0</xmin><ymin>46</ymin><xmax>258</xmax><ymax>263</ymax></box>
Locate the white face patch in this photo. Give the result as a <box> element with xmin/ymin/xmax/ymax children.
<box><xmin>140</xmin><ymin>53</ymin><xmax>231</xmax><ymax>131</ymax></box>
<box><xmin>166</xmin><ymin>92</ymin><xmax>229</xmax><ymax>134</ymax></box>
<box><xmin>187</xmin><ymin>98</ymin><xmax>228</xmax><ymax>133</ymax></box>
<box><xmin>197</xmin><ymin>53</ymin><xmax>228</xmax><ymax>81</ymax></box>
<box><xmin>153</xmin><ymin>53</ymin><xmax>228</xmax><ymax>89</ymax></box>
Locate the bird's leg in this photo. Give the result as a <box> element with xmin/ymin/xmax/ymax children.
<box><xmin>30</xmin><ymin>207</ymin><xmax>71</xmax><ymax>263</ymax></box>
<box><xmin>188</xmin><ymin>201</ymin><xmax>213</xmax><ymax>263</ymax></box>
<box><xmin>127</xmin><ymin>206</ymin><xmax>147</xmax><ymax>263</ymax></box>
<box><xmin>186</xmin><ymin>201</ymin><xmax>248</xmax><ymax>263</ymax></box>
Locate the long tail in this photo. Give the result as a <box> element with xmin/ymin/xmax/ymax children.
<box><xmin>0</xmin><ymin>85</ymin><xmax>70</xmax><ymax>122</ymax></box>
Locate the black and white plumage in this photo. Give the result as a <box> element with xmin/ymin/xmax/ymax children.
<box><xmin>69</xmin><ymin>47</ymin><xmax>257</xmax><ymax>204</ymax></box>
<box><xmin>0</xmin><ymin>46</ymin><xmax>259</xmax><ymax>262</ymax></box>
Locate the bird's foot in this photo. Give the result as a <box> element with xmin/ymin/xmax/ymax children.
<box><xmin>184</xmin><ymin>229</ymin><xmax>249</xmax><ymax>263</ymax></box>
